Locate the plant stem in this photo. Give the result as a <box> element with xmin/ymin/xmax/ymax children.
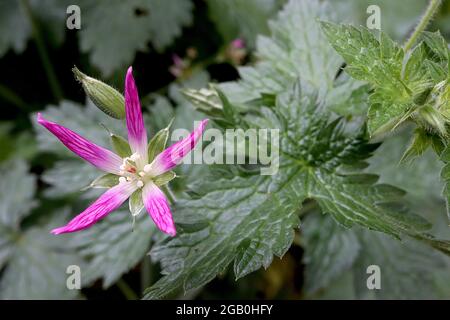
<box><xmin>140</xmin><ymin>255</ymin><xmax>153</xmax><ymax>292</ymax></box>
<box><xmin>162</xmin><ymin>184</ymin><xmax>177</xmax><ymax>204</ymax></box>
<box><xmin>0</xmin><ymin>84</ymin><xmax>28</xmax><ymax>111</ymax></box>
<box><xmin>404</xmin><ymin>0</ymin><xmax>442</xmax><ymax>52</ymax></box>
<box><xmin>116</xmin><ymin>279</ymin><xmax>139</xmax><ymax>300</ymax></box>
<box><xmin>20</xmin><ymin>0</ymin><xmax>63</xmax><ymax>101</ymax></box>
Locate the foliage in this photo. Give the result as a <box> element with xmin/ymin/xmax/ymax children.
<box><xmin>1</xmin><ymin>0</ymin><xmax>450</xmax><ymax>301</ymax></box>
<box><xmin>0</xmin><ymin>160</ymin><xmax>82</xmax><ymax>299</ymax></box>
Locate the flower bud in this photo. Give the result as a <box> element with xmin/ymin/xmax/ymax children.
<box><xmin>72</xmin><ymin>67</ymin><xmax>125</xmax><ymax>119</ymax></box>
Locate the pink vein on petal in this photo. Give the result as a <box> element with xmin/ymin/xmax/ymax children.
<box><xmin>125</xmin><ymin>66</ymin><xmax>147</xmax><ymax>161</ymax></box>
<box><xmin>142</xmin><ymin>182</ymin><xmax>176</xmax><ymax>236</ymax></box>
<box><xmin>51</xmin><ymin>182</ymin><xmax>137</xmax><ymax>234</ymax></box>
<box><xmin>150</xmin><ymin>119</ymin><xmax>208</xmax><ymax>176</ymax></box>
<box><xmin>37</xmin><ymin>113</ymin><xmax>123</xmax><ymax>174</ymax></box>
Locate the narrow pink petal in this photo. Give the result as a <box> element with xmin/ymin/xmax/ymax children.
<box><xmin>125</xmin><ymin>67</ymin><xmax>148</xmax><ymax>163</ymax></box>
<box><xmin>51</xmin><ymin>182</ymin><xmax>137</xmax><ymax>234</ymax></box>
<box><xmin>37</xmin><ymin>113</ymin><xmax>123</xmax><ymax>174</ymax></box>
<box><xmin>142</xmin><ymin>182</ymin><xmax>176</xmax><ymax>236</ymax></box>
<box><xmin>150</xmin><ymin>119</ymin><xmax>208</xmax><ymax>176</ymax></box>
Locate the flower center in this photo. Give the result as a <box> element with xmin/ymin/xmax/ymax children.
<box><xmin>118</xmin><ymin>153</ymin><xmax>149</xmax><ymax>188</ymax></box>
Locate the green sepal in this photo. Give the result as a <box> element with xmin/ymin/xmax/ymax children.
<box><xmin>147</xmin><ymin>119</ymin><xmax>173</xmax><ymax>162</ymax></box>
<box><xmin>84</xmin><ymin>173</ymin><xmax>119</xmax><ymax>190</ymax></box>
<box><xmin>129</xmin><ymin>189</ymin><xmax>144</xmax><ymax>217</ymax></box>
<box><xmin>153</xmin><ymin>171</ymin><xmax>176</xmax><ymax>187</ymax></box>
<box><xmin>110</xmin><ymin>133</ymin><xmax>131</xmax><ymax>158</ymax></box>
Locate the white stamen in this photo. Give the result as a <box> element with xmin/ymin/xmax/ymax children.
<box><xmin>136</xmin><ymin>180</ymin><xmax>144</xmax><ymax>188</ymax></box>
<box><xmin>119</xmin><ymin>177</ymin><xmax>127</xmax><ymax>184</ymax></box>
<box><xmin>139</xmin><ymin>171</ymin><xmax>146</xmax><ymax>177</ymax></box>
<box><xmin>143</xmin><ymin>164</ymin><xmax>152</xmax><ymax>173</ymax></box>
<box><xmin>130</xmin><ymin>153</ymin><xmax>140</xmax><ymax>161</ymax></box>
<box><xmin>126</xmin><ymin>176</ymin><xmax>132</xmax><ymax>181</ymax></box>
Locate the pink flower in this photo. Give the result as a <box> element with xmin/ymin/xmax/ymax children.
<box><xmin>169</xmin><ymin>54</ymin><xmax>187</xmax><ymax>78</ymax></box>
<box><xmin>38</xmin><ymin>67</ymin><xmax>208</xmax><ymax>236</ymax></box>
<box><xmin>227</xmin><ymin>38</ymin><xmax>247</xmax><ymax>65</ymax></box>
<box><xmin>231</xmin><ymin>38</ymin><xmax>245</xmax><ymax>49</ymax></box>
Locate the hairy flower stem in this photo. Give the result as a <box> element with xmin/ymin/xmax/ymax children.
<box><xmin>20</xmin><ymin>0</ymin><xmax>63</xmax><ymax>101</ymax></box>
<box><xmin>404</xmin><ymin>0</ymin><xmax>442</xmax><ymax>52</ymax></box>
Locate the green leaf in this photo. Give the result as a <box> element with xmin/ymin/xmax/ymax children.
<box><xmin>321</xmin><ymin>21</ymin><xmax>439</xmax><ymax>137</ymax></box>
<box><xmin>129</xmin><ymin>190</ymin><xmax>144</xmax><ymax>217</ymax></box>
<box><xmin>0</xmin><ymin>160</ymin><xmax>83</xmax><ymax>299</ymax></box>
<box><xmin>424</xmin><ymin>59</ymin><xmax>447</xmax><ymax>82</ymax></box>
<box><xmin>0</xmin><ymin>159</ymin><xmax>36</xmax><ymax>228</ymax></box>
<box><xmin>145</xmin><ymin>170</ymin><xmax>303</xmax><ymax>299</ymax></box>
<box><xmin>368</xmin><ymin>126</ymin><xmax>444</xmax><ymax>207</ymax></box>
<box><xmin>303</xmin><ymin>213</ymin><xmax>360</xmax><ymax>293</ymax></box>
<box><xmin>0</xmin><ymin>209</ymin><xmax>84</xmax><ymax>299</ymax></box>
<box><xmin>88</xmin><ymin>173</ymin><xmax>119</xmax><ymax>189</ymax></box>
<box><xmin>0</xmin><ymin>159</ymin><xmax>36</xmax><ymax>269</ymax></box>
<box><xmin>351</xmin><ymin>228</ymin><xmax>450</xmax><ymax>299</ymax></box>
<box><xmin>0</xmin><ymin>123</ymin><xmax>38</xmax><ymax>163</ymax></box>
<box><xmin>70</xmin><ymin>209</ymin><xmax>153</xmax><ymax>288</ymax></box>
<box><xmin>0</xmin><ymin>225</ymin><xmax>15</xmax><ymax>271</ymax></box>
<box><xmin>210</xmin><ymin>0</ymin><xmax>368</xmax><ymax>120</ymax></box>
<box><xmin>326</xmin><ymin>74</ymin><xmax>369</xmax><ymax>117</ymax></box>
<box><xmin>220</xmin><ymin>0</ymin><xmax>343</xmax><ymax>104</ymax></box>
<box><xmin>320</xmin><ymin>22</ymin><xmax>405</xmax><ymax>90</ymax></box>
<box><xmin>422</xmin><ymin>31</ymin><xmax>450</xmax><ymax>64</ymax></box>
<box><xmin>0</xmin><ymin>0</ymin><xmax>70</xmax><ymax>57</ymax></box>
<box><xmin>305</xmin><ymin>214</ymin><xmax>450</xmax><ymax>299</ymax></box>
<box><xmin>79</xmin><ymin>0</ymin><xmax>193</xmax><ymax>76</ymax></box>
<box><xmin>41</xmin><ymin>160</ymin><xmax>100</xmax><ymax>198</ymax></box>
<box><xmin>0</xmin><ymin>1</ymin><xmax>29</xmax><ymax>57</ymax></box>
<box><xmin>144</xmin><ymin>83</ymin><xmax>450</xmax><ymax>299</ymax></box>
<box><xmin>145</xmin><ymin>75</ymin><xmax>208</xmax><ymax>135</ymax></box>
<box><xmin>328</xmin><ymin>0</ymin><xmax>429</xmax><ymax>41</ymax></box>
<box><xmin>440</xmin><ymin>146</ymin><xmax>450</xmax><ymax>221</ymax></box>
<box><xmin>207</xmin><ymin>0</ymin><xmax>282</xmax><ymax>48</ymax></box>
